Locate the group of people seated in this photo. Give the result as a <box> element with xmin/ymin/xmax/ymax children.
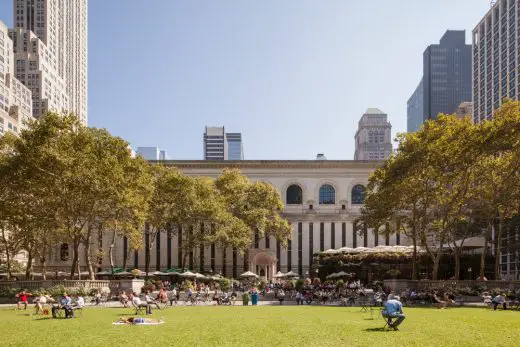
<box><xmin>483</xmin><ymin>292</ymin><xmax>510</xmax><ymax>310</ymax></box>
<box><xmin>50</xmin><ymin>293</ymin><xmax>84</xmax><ymax>318</ymax></box>
<box><xmin>15</xmin><ymin>290</ymin><xmax>84</xmax><ymax>318</ymax></box>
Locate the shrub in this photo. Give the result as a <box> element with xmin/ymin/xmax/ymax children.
<box><xmin>258</xmin><ymin>280</ymin><xmax>267</xmax><ymax>291</ymax></box>
<box><xmin>304</xmin><ymin>278</ymin><xmax>312</xmax><ymax>286</ymax></box>
<box><xmin>184</xmin><ymin>280</ymin><xmax>194</xmax><ymax>290</ymax></box>
<box><xmin>0</xmin><ymin>287</ymin><xmax>21</xmax><ymax>298</ymax></box>
<box><xmin>294</xmin><ymin>279</ymin><xmax>305</xmax><ymax>291</ymax></box>
<box><xmin>219</xmin><ymin>278</ymin><xmax>230</xmax><ymax>292</ymax></box>
<box><xmin>312</xmin><ymin>278</ymin><xmax>321</xmax><ymax>286</ymax></box>
<box><xmin>47</xmin><ymin>285</ymin><xmax>67</xmax><ymax>297</ymax></box>
<box><xmin>131</xmin><ymin>269</ymin><xmax>142</xmax><ymax>278</ymax></box>
<box><xmin>336</xmin><ymin>279</ymin><xmax>345</xmax><ymax>287</ymax></box>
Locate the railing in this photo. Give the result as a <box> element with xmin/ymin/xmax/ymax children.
<box><xmin>0</xmin><ymin>280</ymin><xmax>111</xmax><ymax>290</ymax></box>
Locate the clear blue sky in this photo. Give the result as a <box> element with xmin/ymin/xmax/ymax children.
<box><xmin>0</xmin><ymin>0</ymin><xmax>491</xmax><ymax>159</ymax></box>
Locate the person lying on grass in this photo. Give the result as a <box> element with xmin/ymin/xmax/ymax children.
<box><xmin>117</xmin><ymin>317</ymin><xmax>164</xmax><ymax>324</ymax></box>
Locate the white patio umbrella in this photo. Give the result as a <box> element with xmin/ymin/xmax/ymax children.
<box><xmin>239</xmin><ymin>271</ymin><xmax>259</xmax><ymax>279</ymax></box>
<box><xmin>273</xmin><ymin>271</ymin><xmax>284</xmax><ymax>278</ymax></box>
<box><xmin>151</xmin><ymin>271</ymin><xmax>169</xmax><ymax>276</ymax></box>
<box><xmin>115</xmin><ymin>271</ymin><xmax>132</xmax><ymax>276</ymax></box>
<box><xmin>180</xmin><ymin>271</ymin><xmax>197</xmax><ymax>278</ymax></box>
<box><xmin>335</xmin><ymin>271</ymin><xmax>350</xmax><ymax>277</ymax></box>
<box><xmin>323</xmin><ymin>249</ymin><xmax>339</xmax><ymax>254</ymax></box>
<box><xmin>283</xmin><ymin>271</ymin><xmax>299</xmax><ymax>278</ymax></box>
<box><xmin>194</xmin><ymin>273</ymin><xmax>207</xmax><ymax>279</ymax></box>
<box><xmin>96</xmin><ymin>271</ymin><xmax>112</xmax><ymax>276</ymax></box>
<box><xmin>326</xmin><ymin>273</ymin><xmax>338</xmax><ymax>279</ymax></box>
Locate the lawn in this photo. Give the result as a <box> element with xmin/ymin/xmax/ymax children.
<box><xmin>0</xmin><ymin>306</ymin><xmax>518</xmax><ymax>347</ymax></box>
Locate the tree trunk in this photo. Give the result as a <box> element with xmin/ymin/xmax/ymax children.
<box><xmin>222</xmin><ymin>248</ymin><xmax>227</xmax><ymax>277</ymax></box>
<box><xmin>70</xmin><ymin>238</ymin><xmax>80</xmax><ymax>280</ymax></box>
<box><xmin>454</xmin><ymin>246</ymin><xmax>461</xmax><ymax>280</ymax></box>
<box><xmin>479</xmin><ymin>221</ymin><xmax>492</xmax><ymax>280</ymax></box>
<box><xmin>84</xmin><ymin>235</ymin><xmax>95</xmax><ymax>280</ymax></box>
<box><xmin>494</xmin><ymin>214</ymin><xmax>504</xmax><ymax>280</ymax></box>
<box><xmin>122</xmin><ymin>244</ymin><xmax>128</xmax><ymax>271</ymax></box>
<box><xmin>145</xmin><ymin>246</ymin><xmax>151</xmax><ymax>280</ymax></box>
<box><xmin>25</xmin><ymin>249</ymin><xmax>34</xmax><ymax>279</ymax></box>
<box><xmin>411</xmin><ymin>236</ymin><xmax>418</xmax><ymax>280</ymax></box>
<box><xmin>97</xmin><ymin>225</ymin><xmax>104</xmax><ymax>271</ymax></box>
<box><xmin>40</xmin><ymin>255</ymin><xmax>47</xmax><ymax>280</ymax></box>
<box><xmin>432</xmin><ymin>243</ymin><xmax>443</xmax><ymax>280</ymax></box>
<box><xmin>109</xmin><ymin>230</ymin><xmax>117</xmax><ymax>274</ymax></box>
<box><xmin>181</xmin><ymin>251</ymin><xmax>189</xmax><ymax>272</ymax></box>
<box><xmin>1</xmin><ymin>226</ymin><xmax>12</xmax><ymax>280</ymax></box>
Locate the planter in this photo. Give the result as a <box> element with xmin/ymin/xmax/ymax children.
<box><xmin>110</xmin><ymin>279</ymin><xmax>144</xmax><ymax>294</ymax></box>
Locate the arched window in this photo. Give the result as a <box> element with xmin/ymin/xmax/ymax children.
<box><xmin>60</xmin><ymin>243</ymin><xmax>69</xmax><ymax>261</ymax></box>
<box><xmin>351</xmin><ymin>185</ymin><xmax>366</xmax><ymax>205</ymax></box>
<box><xmin>286</xmin><ymin>185</ymin><xmax>303</xmax><ymax>205</ymax></box>
<box><xmin>319</xmin><ymin>184</ymin><xmax>336</xmax><ymax>205</ymax></box>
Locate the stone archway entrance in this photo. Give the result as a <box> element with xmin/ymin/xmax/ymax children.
<box><xmin>249</xmin><ymin>250</ymin><xmax>277</xmax><ymax>281</ymax></box>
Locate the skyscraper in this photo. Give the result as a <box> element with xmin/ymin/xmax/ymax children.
<box><xmin>0</xmin><ymin>20</ymin><xmax>33</xmax><ymax>137</ymax></box>
<box><xmin>473</xmin><ymin>0</ymin><xmax>518</xmax><ymax>123</ymax></box>
<box><xmin>408</xmin><ymin>30</ymin><xmax>472</xmax><ymax>130</ymax></box>
<box><xmin>204</xmin><ymin>126</ymin><xmax>227</xmax><ymax>160</ymax></box>
<box><xmin>203</xmin><ymin>126</ymin><xmax>244</xmax><ymax>160</ymax></box>
<box><xmin>407</xmin><ymin>78</ymin><xmax>424</xmax><ymax>132</ymax></box>
<box><xmin>226</xmin><ymin>133</ymin><xmax>244</xmax><ymax>160</ymax></box>
<box><xmin>10</xmin><ymin>0</ymin><xmax>88</xmax><ymax>125</ymax></box>
<box><xmin>136</xmin><ymin>146</ymin><xmax>168</xmax><ymax>161</ymax></box>
<box><xmin>354</xmin><ymin>108</ymin><xmax>392</xmax><ymax>161</ymax></box>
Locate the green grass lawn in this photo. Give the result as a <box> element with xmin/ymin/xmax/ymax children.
<box><xmin>0</xmin><ymin>306</ymin><xmax>518</xmax><ymax>347</ymax></box>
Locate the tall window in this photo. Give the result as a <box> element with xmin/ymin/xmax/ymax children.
<box><xmin>60</xmin><ymin>243</ymin><xmax>69</xmax><ymax>261</ymax></box>
<box><xmin>286</xmin><ymin>185</ymin><xmax>303</xmax><ymax>204</ymax></box>
<box><xmin>351</xmin><ymin>185</ymin><xmax>366</xmax><ymax>205</ymax></box>
<box><xmin>319</xmin><ymin>184</ymin><xmax>336</xmax><ymax>205</ymax></box>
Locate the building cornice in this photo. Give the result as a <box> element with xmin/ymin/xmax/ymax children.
<box><xmin>150</xmin><ymin>160</ymin><xmax>382</xmax><ymax>170</ymax></box>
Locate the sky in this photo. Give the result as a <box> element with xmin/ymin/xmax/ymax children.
<box><xmin>0</xmin><ymin>0</ymin><xmax>492</xmax><ymax>160</ymax></box>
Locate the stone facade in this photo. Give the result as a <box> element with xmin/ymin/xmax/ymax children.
<box><xmin>46</xmin><ymin>160</ymin><xmax>408</xmax><ymax>280</ymax></box>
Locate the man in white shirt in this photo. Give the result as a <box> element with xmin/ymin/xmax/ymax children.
<box><xmin>131</xmin><ymin>292</ymin><xmax>152</xmax><ymax>314</ymax></box>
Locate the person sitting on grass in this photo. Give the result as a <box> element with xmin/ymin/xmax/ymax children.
<box><xmin>382</xmin><ymin>295</ymin><xmax>405</xmax><ymax>331</ymax></box>
<box><xmin>16</xmin><ymin>290</ymin><xmax>32</xmax><ymax>310</ymax></box>
<box><xmin>117</xmin><ymin>317</ymin><xmax>164</xmax><ymax>325</ymax></box>
<box><xmin>131</xmin><ymin>292</ymin><xmax>152</xmax><ymax>315</ymax></box>
<box><xmin>492</xmin><ymin>293</ymin><xmax>507</xmax><ymax>311</ymax></box>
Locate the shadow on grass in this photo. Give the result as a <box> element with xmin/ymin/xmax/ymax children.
<box><xmin>364</xmin><ymin>327</ymin><xmax>391</xmax><ymax>332</ymax></box>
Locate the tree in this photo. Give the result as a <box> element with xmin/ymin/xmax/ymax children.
<box><xmin>0</xmin><ymin>114</ymin><xmax>71</xmax><ymax>279</ymax></box>
<box><xmin>215</xmin><ymin>169</ymin><xmax>292</xmax><ymax>253</ymax></box>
